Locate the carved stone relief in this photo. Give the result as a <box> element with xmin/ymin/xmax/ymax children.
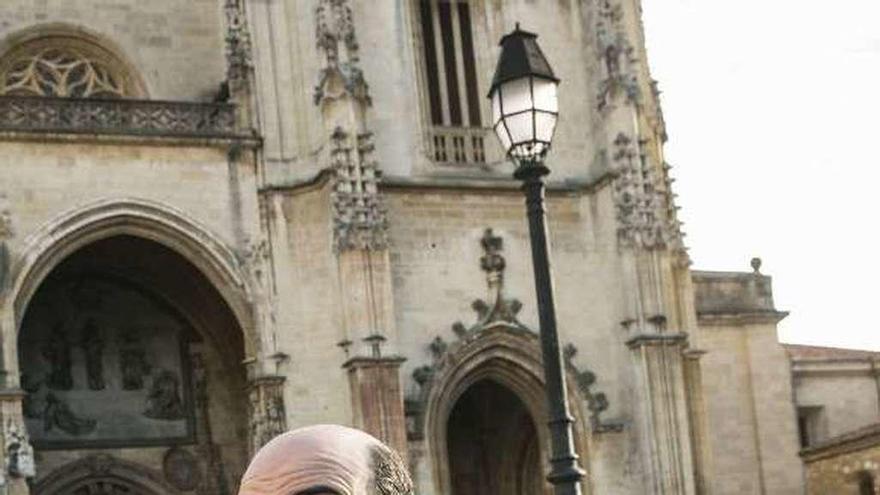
<box><xmin>562</xmin><ymin>344</ymin><xmax>623</xmax><ymax>433</ymax></box>
<box><xmin>596</xmin><ymin>0</ymin><xmax>639</xmax><ymax>110</ymax></box>
<box><xmin>20</xmin><ymin>276</ymin><xmax>195</xmax><ymax>448</ymax></box>
<box><xmin>314</xmin><ymin>0</ymin><xmax>370</xmax><ymax>105</ymax></box>
<box><xmin>224</xmin><ymin>0</ymin><xmax>254</xmax><ymax>92</ymax></box>
<box><xmin>4</xmin><ymin>420</ymin><xmax>35</xmax><ymax>480</ymax></box>
<box><xmin>163</xmin><ymin>447</ymin><xmax>200</xmax><ymax>492</ymax></box>
<box><xmin>247</xmin><ymin>376</ymin><xmax>287</xmax><ymax>456</ymax></box>
<box><xmin>330</xmin><ymin>127</ymin><xmax>388</xmax><ymax>252</ymax></box>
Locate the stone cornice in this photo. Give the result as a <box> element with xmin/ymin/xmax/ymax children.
<box><xmin>697</xmin><ymin>310</ymin><xmax>789</xmax><ymax>326</ymax></box>
<box><xmin>0</xmin><ymin>129</ymin><xmax>261</xmax><ymax>150</ymax></box>
<box><xmin>625</xmin><ymin>332</ymin><xmax>689</xmax><ymax>349</ymax></box>
<box><xmin>380</xmin><ymin>171</ymin><xmax>614</xmax><ymax>195</ymax></box>
<box><xmin>342</xmin><ymin>356</ymin><xmax>407</xmax><ymax>369</ymax></box>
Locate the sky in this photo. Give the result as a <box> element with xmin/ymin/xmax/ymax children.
<box><xmin>641</xmin><ymin>0</ymin><xmax>880</xmax><ymax>350</ymax></box>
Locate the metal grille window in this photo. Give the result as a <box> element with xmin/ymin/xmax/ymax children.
<box><xmin>417</xmin><ymin>0</ymin><xmax>488</xmax><ymax>166</ymax></box>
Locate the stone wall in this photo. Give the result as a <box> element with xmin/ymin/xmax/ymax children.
<box><xmin>802</xmin><ymin>423</ymin><xmax>880</xmax><ymax>495</ymax></box>
<box><xmin>692</xmin><ymin>267</ymin><xmax>804</xmax><ymax>494</ymax></box>
<box><xmin>787</xmin><ymin>344</ymin><xmax>880</xmax><ymax>444</ymax></box>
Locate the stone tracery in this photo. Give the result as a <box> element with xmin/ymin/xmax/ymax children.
<box><xmin>0</xmin><ymin>40</ymin><xmax>139</xmax><ymax>98</ymax></box>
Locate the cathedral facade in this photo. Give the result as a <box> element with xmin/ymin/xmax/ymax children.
<box><xmin>0</xmin><ymin>1</ymin><xmax>813</xmax><ymax>494</ymax></box>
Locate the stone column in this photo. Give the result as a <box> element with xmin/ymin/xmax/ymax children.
<box><xmin>344</xmin><ymin>355</ymin><xmax>408</xmax><ymax>456</ymax></box>
<box><xmin>626</xmin><ymin>331</ymin><xmax>697</xmax><ymax>495</ymax></box>
<box><xmin>313</xmin><ymin>0</ymin><xmax>407</xmax><ymax>453</ymax></box>
<box><xmin>683</xmin><ymin>349</ymin><xmax>713</xmax><ymax>495</ymax></box>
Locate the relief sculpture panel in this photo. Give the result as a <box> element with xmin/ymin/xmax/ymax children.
<box><xmin>19</xmin><ymin>275</ymin><xmax>195</xmax><ymax>449</ymax></box>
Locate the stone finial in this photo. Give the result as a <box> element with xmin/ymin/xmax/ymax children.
<box><xmin>224</xmin><ymin>0</ymin><xmax>254</xmax><ymax>92</ymax></box>
<box><xmin>314</xmin><ymin>0</ymin><xmax>370</xmax><ymax>105</ymax></box>
<box><xmin>751</xmin><ymin>257</ymin><xmax>762</xmax><ymax>274</ymax></box>
<box><xmin>363</xmin><ymin>333</ymin><xmax>386</xmax><ymax>358</ymax></box>
<box><xmin>337</xmin><ymin>339</ymin><xmax>353</xmax><ymax>358</ymax></box>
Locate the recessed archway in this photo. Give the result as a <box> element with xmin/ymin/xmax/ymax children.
<box><xmin>19</xmin><ymin>235</ymin><xmax>250</xmax><ymax>494</ymax></box>
<box><xmin>447</xmin><ymin>379</ymin><xmax>543</xmax><ymax>495</ymax></box>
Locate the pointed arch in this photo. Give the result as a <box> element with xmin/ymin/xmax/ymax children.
<box><xmin>31</xmin><ymin>454</ymin><xmax>181</xmax><ymax>495</ymax></box>
<box><xmin>419</xmin><ymin>324</ymin><xmax>593</xmax><ymax>494</ymax></box>
<box><xmin>0</xmin><ymin>23</ymin><xmax>149</xmax><ymax>98</ymax></box>
<box><xmin>4</xmin><ymin>198</ymin><xmax>257</xmax><ymax>385</ymax></box>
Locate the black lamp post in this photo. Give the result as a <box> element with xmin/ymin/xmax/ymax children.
<box><xmin>488</xmin><ymin>25</ymin><xmax>586</xmax><ymax>495</ymax></box>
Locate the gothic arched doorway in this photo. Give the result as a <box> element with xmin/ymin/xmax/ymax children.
<box><xmin>447</xmin><ymin>379</ymin><xmax>543</xmax><ymax>495</ymax></box>
<box><xmin>19</xmin><ymin>235</ymin><xmax>249</xmax><ymax>494</ymax></box>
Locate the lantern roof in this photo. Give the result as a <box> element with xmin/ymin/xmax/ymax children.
<box><xmin>488</xmin><ymin>23</ymin><xmax>559</xmax><ymax>97</ymax></box>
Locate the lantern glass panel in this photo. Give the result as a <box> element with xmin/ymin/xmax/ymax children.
<box><xmin>491</xmin><ymin>91</ymin><xmax>502</xmax><ymax>126</ymax></box>
<box><xmin>532</xmin><ymin>78</ymin><xmax>558</xmax><ymax>113</ymax></box>
<box><xmin>500</xmin><ymin>77</ymin><xmax>532</xmax><ymax>115</ymax></box>
<box><xmin>535</xmin><ymin>111</ymin><xmax>557</xmax><ymax>142</ymax></box>
<box><xmin>494</xmin><ymin>121</ymin><xmax>512</xmax><ymax>151</ymax></box>
<box><xmin>505</xmin><ymin>111</ymin><xmax>533</xmax><ymax>145</ymax></box>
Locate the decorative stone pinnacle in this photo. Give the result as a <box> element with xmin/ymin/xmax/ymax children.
<box><xmin>751</xmin><ymin>257</ymin><xmax>762</xmax><ymax>274</ymax></box>
<box><xmin>363</xmin><ymin>333</ymin><xmax>386</xmax><ymax>358</ymax></box>
<box><xmin>337</xmin><ymin>339</ymin><xmax>353</xmax><ymax>358</ymax></box>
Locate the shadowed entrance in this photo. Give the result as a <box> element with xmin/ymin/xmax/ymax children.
<box><xmin>20</xmin><ymin>235</ymin><xmax>248</xmax><ymax>495</ymax></box>
<box><xmin>447</xmin><ymin>379</ymin><xmax>543</xmax><ymax>495</ymax></box>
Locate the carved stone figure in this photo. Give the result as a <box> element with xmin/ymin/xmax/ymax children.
<box><xmin>80</xmin><ymin>318</ymin><xmax>105</xmax><ymax>390</ymax></box>
<box><xmin>42</xmin><ymin>323</ymin><xmax>73</xmax><ymax>391</ymax></box>
<box><xmin>43</xmin><ymin>392</ymin><xmax>97</xmax><ymax>436</ymax></box>
<box><xmin>238</xmin><ymin>424</ymin><xmax>414</xmax><ymax>495</ymax></box>
<box><xmin>119</xmin><ymin>335</ymin><xmax>149</xmax><ymax>390</ymax></box>
<box><xmin>164</xmin><ymin>447</ymin><xmax>200</xmax><ymax>491</ymax></box>
<box><xmin>5</xmin><ymin>421</ymin><xmax>35</xmax><ymax>479</ymax></box>
<box><xmin>20</xmin><ymin>373</ymin><xmax>42</xmax><ymax>419</ymax></box>
<box><xmin>144</xmin><ymin>370</ymin><xmax>185</xmax><ymax>420</ymax></box>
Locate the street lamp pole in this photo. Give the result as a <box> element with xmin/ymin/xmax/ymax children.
<box><xmin>486</xmin><ymin>25</ymin><xmax>586</xmax><ymax>495</ymax></box>
<box><xmin>517</xmin><ymin>161</ymin><xmax>585</xmax><ymax>495</ymax></box>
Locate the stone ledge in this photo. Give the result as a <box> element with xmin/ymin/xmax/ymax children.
<box><xmin>801</xmin><ymin>422</ymin><xmax>880</xmax><ymax>462</ymax></box>
<box><xmin>625</xmin><ymin>332</ymin><xmax>689</xmax><ymax>349</ymax></box>
<box><xmin>697</xmin><ymin>310</ymin><xmax>789</xmax><ymax>326</ymax></box>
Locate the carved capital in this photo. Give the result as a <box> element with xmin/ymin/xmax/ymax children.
<box><xmin>247</xmin><ymin>375</ymin><xmax>287</xmax><ymax>456</ymax></box>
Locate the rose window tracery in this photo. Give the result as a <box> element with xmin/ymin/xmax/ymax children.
<box><xmin>0</xmin><ymin>37</ymin><xmax>141</xmax><ymax>98</ymax></box>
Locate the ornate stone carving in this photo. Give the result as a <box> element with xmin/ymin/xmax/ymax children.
<box><xmin>0</xmin><ymin>43</ymin><xmax>134</xmax><ymax>98</ymax></box>
<box><xmin>190</xmin><ymin>349</ymin><xmax>231</xmax><ymax>495</ymax></box>
<box><xmin>119</xmin><ymin>334</ymin><xmax>148</xmax><ymax>391</ymax></box>
<box><xmin>163</xmin><ymin>447</ymin><xmax>200</xmax><ymax>492</ymax></box>
<box><xmin>563</xmin><ymin>344</ymin><xmax>623</xmax><ymax>433</ymax></box>
<box><xmin>0</xmin><ymin>96</ymin><xmax>237</xmax><ymax>137</ymax></box>
<box><xmin>42</xmin><ymin>323</ymin><xmax>73</xmax><ymax>391</ymax></box>
<box><xmin>4</xmin><ymin>420</ymin><xmax>35</xmax><ymax>479</ymax></box>
<box><xmin>224</xmin><ymin>0</ymin><xmax>254</xmax><ymax>92</ymax></box>
<box><xmin>441</xmin><ymin>229</ymin><xmax>530</xmax><ymax>342</ymax></box>
<box><xmin>80</xmin><ymin>319</ymin><xmax>105</xmax><ymax>391</ymax></box>
<box><xmin>247</xmin><ymin>376</ymin><xmax>287</xmax><ymax>456</ymax></box>
<box><xmin>596</xmin><ymin>0</ymin><xmax>639</xmax><ymax>110</ymax></box>
<box><xmin>43</xmin><ymin>392</ymin><xmax>97</xmax><ymax>436</ymax></box>
<box><xmin>315</xmin><ymin>0</ymin><xmax>370</xmax><ymax>105</ymax></box>
<box><xmin>612</xmin><ymin>133</ymin><xmax>672</xmax><ymax>250</ymax></box>
<box><xmin>144</xmin><ymin>370</ymin><xmax>185</xmax><ymax>420</ymax></box>
<box><xmin>371</xmin><ymin>445</ymin><xmax>414</xmax><ymax>495</ymax></box>
<box><xmin>330</xmin><ymin>128</ymin><xmax>388</xmax><ymax>252</ymax></box>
